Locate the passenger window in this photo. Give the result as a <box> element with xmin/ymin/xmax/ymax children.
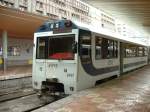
<box><xmin>114</xmin><ymin>41</ymin><xmax>118</xmax><ymax>57</ymax></box>
<box><xmin>95</xmin><ymin>36</ymin><xmax>118</xmax><ymax>59</ymax></box>
<box><xmin>124</xmin><ymin>44</ymin><xmax>146</xmax><ymax>57</ymax></box>
<box><xmin>80</xmin><ymin>30</ymin><xmax>91</xmax><ymax>63</ymax></box>
<box><xmin>106</xmin><ymin>39</ymin><xmax>118</xmax><ymax>59</ymax></box>
<box><xmin>144</xmin><ymin>47</ymin><xmax>148</xmax><ymax>56</ymax></box>
<box><xmin>101</xmin><ymin>38</ymin><xmax>108</xmax><ymax>59</ymax></box>
<box><xmin>131</xmin><ymin>46</ymin><xmax>136</xmax><ymax>57</ymax></box>
<box><xmin>95</xmin><ymin>37</ymin><xmax>102</xmax><ymax>59</ymax></box>
<box><xmin>80</xmin><ymin>36</ymin><xmax>91</xmax><ymax>62</ymax></box>
<box><xmin>108</xmin><ymin>40</ymin><xmax>114</xmax><ymax>58</ymax></box>
<box><xmin>125</xmin><ymin>47</ymin><xmax>132</xmax><ymax>57</ymax></box>
<box><xmin>138</xmin><ymin>47</ymin><xmax>143</xmax><ymax>57</ymax></box>
<box><xmin>125</xmin><ymin>46</ymin><xmax>136</xmax><ymax>57</ymax></box>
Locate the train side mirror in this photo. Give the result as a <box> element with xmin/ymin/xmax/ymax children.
<box><xmin>72</xmin><ymin>41</ymin><xmax>77</xmax><ymax>53</ymax></box>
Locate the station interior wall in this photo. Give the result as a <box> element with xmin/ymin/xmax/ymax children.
<box><xmin>0</xmin><ymin>37</ymin><xmax>33</xmax><ymax>67</ymax></box>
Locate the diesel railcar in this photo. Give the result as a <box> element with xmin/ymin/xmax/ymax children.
<box><xmin>32</xmin><ymin>20</ymin><xmax>148</xmax><ymax>95</ymax></box>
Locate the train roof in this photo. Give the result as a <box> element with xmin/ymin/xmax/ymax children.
<box><xmin>36</xmin><ymin>20</ymin><xmax>147</xmax><ymax>46</ymax></box>
<box><xmin>73</xmin><ymin>20</ymin><xmax>147</xmax><ymax>46</ymax></box>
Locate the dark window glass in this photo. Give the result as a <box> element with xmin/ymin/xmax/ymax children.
<box><xmin>125</xmin><ymin>45</ymin><xmax>137</xmax><ymax>57</ymax></box>
<box><xmin>125</xmin><ymin>47</ymin><xmax>131</xmax><ymax>57</ymax></box>
<box><xmin>95</xmin><ymin>36</ymin><xmax>118</xmax><ymax>59</ymax></box>
<box><xmin>36</xmin><ymin>35</ymin><xmax>75</xmax><ymax>60</ymax></box>
<box><xmin>79</xmin><ymin>30</ymin><xmax>91</xmax><ymax>63</ymax></box>
<box><xmin>124</xmin><ymin>44</ymin><xmax>146</xmax><ymax>57</ymax></box>
<box><xmin>36</xmin><ymin>37</ymin><xmax>47</xmax><ymax>59</ymax></box>
<box><xmin>108</xmin><ymin>40</ymin><xmax>114</xmax><ymax>58</ymax></box>
<box><xmin>114</xmin><ymin>41</ymin><xmax>118</xmax><ymax>57</ymax></box>
<box><xmin>101</xmin><ymin>38</ymin><xmax>108</xmax><ymax>58</ymax></box>
<box><xmin>95</xmin><ymin>37</ymin><xmax>102</xmax><ymax>59</ymax></box>
<box><xmin>131</xmin><ymin>46</ymin><xmax>136</xmax><ymax>57</ymax></box>
<box><xmin>48</xmin><ymin>35</ymin><xmax>75</xmax><ymax>60</ymax></box>
<box><xmin>80</xmin><ymin>36</ymin><xmax>91</xmax><ymax>61</ymax></box>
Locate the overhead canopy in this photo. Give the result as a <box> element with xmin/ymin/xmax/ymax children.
<box><xmin>0</xmin><ymin>6</ymin><xmax>49</xmax><ymax>39</ymax></box>
<box><xmin>83</xmin><ymin>0</ymin><xmax>150</xmax><ymax>36</ymax></box>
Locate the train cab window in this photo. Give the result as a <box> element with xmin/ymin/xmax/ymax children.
<box><xmin>48</xmin><ymin>35</ymin><xmax>75</xmax><ymax>60</ymax></box>
<box><xmin>36</xmin><ymin>37</ymin><xmax>47</xmax><ymax>59</ymax></box>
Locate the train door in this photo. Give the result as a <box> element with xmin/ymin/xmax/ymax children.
<box><xmin>120</xmin><ymin>42</ymin><xmax>124</xmax><ymax>74</ymax></box>
<box><xmin>33</xmin><ymin>36</ymin><xmax>47</xmax><ymax>89</ymax></box>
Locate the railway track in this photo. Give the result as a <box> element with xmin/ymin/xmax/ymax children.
<box><xmin>0</xmin><ymin>88</ymin><xmax>65</xmax><ymax>112</ymax></box>
<box><xmin>0</xmin><ymin>88</ymin><xmax>35</xmax><ymax>103</ymax></box>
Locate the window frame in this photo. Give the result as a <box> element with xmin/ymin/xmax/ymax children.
<box><xmin>95</xmin><ymin>36</ymin><xmax>118</xmax><ymax>60</ymax></box>
<box><xmin>124</xmin><ymin>43</ymin><xmax>147</xmax><ymax>58</ymax></box>
<box><xmin>95</xmin><ymin>36</ymin><xmax>102</xmax><ymax>60</ymax></box>
<box><xmin>36</xmin><ymin>36</ymin><xmax>48</xmax><ymax>59</ymax></box>
<box><xmin>36</xmin><ymin>34</ymin><xmax>76</xmax><ymax>60</ymax></box>
<box><xmin>48</xmin><ymin>34</ymin><xmax>75</xmax><ymax>60</ymax></box>
<box><xmin>143</xmin><ymin>47</ymin><xmax>148</xmax><ymax>56</ymax></box>
<box><xmin>79</xmin><ymin>29</ymin><xmax>92</xmax><ymax>63</ymax></box>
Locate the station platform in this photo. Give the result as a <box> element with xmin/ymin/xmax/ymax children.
<box><xmin>0</xmin><ymin>65</ymin><xmax>32</xmax><ymax>93</ymax></box>
<box><xmin>0</xmin><ymin>65</ymin><xmax>32</xmax><ymax>80</ymax></box>
<box><xmin>33</xmin><ymin>65</ymin><xmax>150</xmax><ymax>112</ymax></box>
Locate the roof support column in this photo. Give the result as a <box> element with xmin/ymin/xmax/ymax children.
<box><xmin>2</xmin><ymin>30</ymin><xmax>8</xmax><ymax>72</ymax></box>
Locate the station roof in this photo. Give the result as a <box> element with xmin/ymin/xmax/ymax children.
<box><xmin>83</xmin><ymin>0</ymin><xmax>150</xmax><ymax>36</ymax></box>
<box><xmin>0</xmin><ymin>6</ymin><xmax>48</xmax><ymax>39</ymax></box>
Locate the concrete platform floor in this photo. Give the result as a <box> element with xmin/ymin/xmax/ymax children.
<box><xmin>33</xmin><ymin>65</ymin><xmax>150</xmax><ymax>112</ymax></box>
<box><xmin>0</xmin><ymin>65</ymin><xmax>32</xmax><ymax>80</ymax></box>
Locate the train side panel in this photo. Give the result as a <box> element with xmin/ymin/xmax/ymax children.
<box><xmin>76</xmin><ymin>32</ymin><xmax>120</xmax><ymax>91</ymax></box>
<box><xmin>123</xmin><ymin>57</ymin><xmax>147</xmax><ymax>72</ymax></box>
<box><xmin>76</xmin><ymin>58</ymin><xmax>119</xmax><ymax>91</ymax></box>
<box><xmin>122</xmin><ymin>43</ymin><xmax>148</xmax><ymax>72</ymax></box>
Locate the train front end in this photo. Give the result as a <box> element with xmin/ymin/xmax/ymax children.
<box><xmin>32</xmin><ymin>20</ymin><xmax>78</xmax><ymax>95</ymax></box>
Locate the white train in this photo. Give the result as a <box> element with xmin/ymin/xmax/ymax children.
<box><xmin>32</xmin><ymin>20</ymin><xmax>148</xmax><ymax>95</ymax></box>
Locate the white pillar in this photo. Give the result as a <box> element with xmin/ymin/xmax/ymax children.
<box><xmin>28</xmin><ymin>0</ymin><xmax>32</xmax><ymax>12</ymax></box>
<box><xmin>2</xmin><ymin>30</ymin><xmax>8</xmax><ymax>72</ymax></box>
<box><xmin>14</xmin><ymin>0</ymin><xmax>19</xmax><ymax>9</ymax></box>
